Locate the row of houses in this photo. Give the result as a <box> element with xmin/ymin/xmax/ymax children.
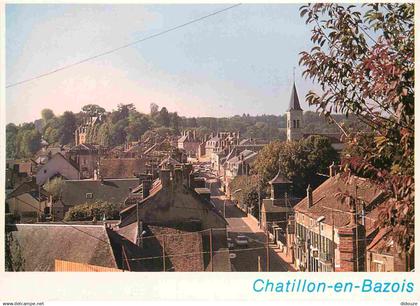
<box><xmin>256</xmin><ymin>164</ymin><xmax>414</xmax><ymax>272</ymax></box>
<box><xmin>6</xmin><ymin>151</ymin><xmax>231</xmax><ymax>271</ymax></box>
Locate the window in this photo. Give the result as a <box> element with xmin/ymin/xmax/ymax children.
<box><xmin>297</xmin><ymin>120</ymin><xmax>300</xmax><ymax>128</ymax></box>
<box><xmin>86</xmin><ymin>193</ymin><xmax>93</xmax><ymax>199</ymax></box>
<box><xmin>371</xmin><ymin>261</ymin><xmax>385</xmax><ymax>272</ymax></box>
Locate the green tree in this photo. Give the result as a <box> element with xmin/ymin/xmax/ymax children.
<box><xmin>126</xmin><ymin>112</ymin><xmax>152</xmax><ymax>141</ymax></box>
<box><xmin>82</xmin><ymin>104</ymin><xmax>105</xmax><ymax>117</ymax></box>
<box><xmin>64</xmin><ymin>201</ymin><xmax>120</xmax><ymax>221</ymax></box>
<box><xmin>44</xmin><ymin>177</ymin><xmax>65</xmax><ymax>200</ymax></box>
<box><xmin>15</xmin><ymin>125</ymin><xmax>41</xmax><ymax>157</ymax></box>
<box><xmin>6</xmin><ymin>123</ymin><xmax>18</xmax><ymax>158</ymax></box>
<box><xmin>230</xmin><ymin>175</ymin><xmax>262</xmax><ymax>218</ymax></box>
<box><xmin>41</xmin><ymin>108</ymin><xmax>55</xmax><ymax>123</ymax></box>
<box><xmin>156</xmin><ymin>107</ymin><xmax>170</xmax><ymax>127</ymax></box>
<box><xmin>58</xmin><ymin>111</ymin><xmax>77</xmax><ymax>145</ymax></box>
<box><xmin>299</xmin><ymin>3</ymin><xmax>414</xmax><ymax>252</ymax></box>
<box><xmin>252</xmin><ymin>136</ymin><xmax>338</xmax><ymax>196</ymax></box>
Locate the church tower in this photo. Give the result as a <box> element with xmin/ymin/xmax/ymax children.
<box><xmin>286</xmin><ymin>82</ymin><xmax>303</xmax><ymax>142</ymax></box>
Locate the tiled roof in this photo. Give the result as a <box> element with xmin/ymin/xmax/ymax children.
<box><xmin>6</xmin><ymin>224</ymin><xmax>117</xmax><ymax>271</ymax></box>
<box><xmin>110</xmin><ymin>222</ymin><xmax>205</xmax><ymax>271</ymax></box>
<box><xmin>60</xmin><ymin>178</ymin><xmax>139</xmax><ymax>207</ymax></box>
<box><xmin>269</xmin><ymin>170</ymin><xmax>292</xmax><ymax>184</ymax></box>
<box><xmin>159</xmin><ymin>156</ymin><xmax>182</xmax><ymax>168</ymax></box>
<box><xmin>99</xmin><ymin>158</ymin><xmax>147</xmax><ymax>179</ymax></box>
<box><xmin>294</xmin><ymin>175</ymin><xmax>385</xmax><ymax>228</ymax></box>
<box><xmin>7</xmin><ymin>180</ymin><xmax>49</xmax><ymax>200</ymax></box>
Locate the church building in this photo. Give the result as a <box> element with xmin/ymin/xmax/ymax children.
<box><xmin>286</xmin><ymin>82</ymin><xmax>303</xmax><ymax>142</ymax></box>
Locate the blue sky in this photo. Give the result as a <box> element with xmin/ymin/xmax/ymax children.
<box><xmin>6</xmin><ymin>4</ymin><xmax>318</xmax><ymax>124</ymax></box>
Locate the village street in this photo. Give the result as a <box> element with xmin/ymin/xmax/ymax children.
<box><xmin>202</xmin><ymin>171</ymin><xmax>293</xmax><ymax>272</ymax></box>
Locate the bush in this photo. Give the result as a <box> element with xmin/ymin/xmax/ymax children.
<box><xmin>64</xmin><ymin>201</ymin><xmax>120</xmax><ymax>221</ymax></box>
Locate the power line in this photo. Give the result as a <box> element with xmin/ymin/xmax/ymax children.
<box><xmin>6</xmin><ymin>3</ymin><xmax>242</xmax><ymax>89</ymax></box>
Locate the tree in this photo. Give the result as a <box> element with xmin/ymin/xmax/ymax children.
<box><xmin>156</xmin><ymin>107</ymin><xmax>170</xmax><ymax>127</ymax></box>
<box><xmin>171</xmin><ymin>112</ymin><xmax>180</xmax><ymax>134</ymax></box>
<box><xmin>43</xmin><ymin>117</ymin><xmax>61</xmax><ymax>145</ymax></box>
<box><xmin>6</xmin><ymin>123</ymin><xmax>18</xmax><ymax>158</ymax></box>
<box><xmin>58</xmin><ymin>111</ymin><xmax>77</xmax><ymax>145</ymax></box>
<box><xmin>41</xmin><ymin>108</ymin><xmax>55</xmax><ymax>123</ymax></box>
<box><xmin>15</xmin><ymin>124</ymin><xmax>41</xmax><ymax>157</ymax></box>
<box><xmin>64</xmin><ymin>201</ymin><xmax>120</xmax><ymax>221</ymax></box>
<box><xmin>252</xmin><ymin>136</ymin><xmax>338</xmax><ymax>196</ymax></box>
<box><xmin>116</xmin><ymin>103</ymin><xmax>136</xmax><ymax>121</ymax></box>
<box><xmin>230</xmin><ymin>175</ymin><xmax>262</xmax><ymax>218</ymax></box>
<box><xmin>82</xmin><ymin>104</ymin><xmax>105</xmax><ymax>117</ymax></box>
<box><xmin>150</xmin><ymin>103</ymin><xmax>159</xmax><ymax>117</ymax></box>
<box><xmin>126</xmin><ymin>112</ymin><xmax>152</xmax><ymax>141</ymax></box>
<box><xmin>44</xmin><ymin>177</ymin><xmax>65</xmax><ymax>201</ymax></box>
<box><xmin>299</xmin><ymin>3</ymin><xmax>414</xmax><ymax>252</ymax></box>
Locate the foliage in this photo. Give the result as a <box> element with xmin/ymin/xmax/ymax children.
<box><xmin>5</xmin><ymin>230</ymin><xmax>25</xmax><ymax>271</ymax></box>
<box><xmin>44</xmin><ymin>177</ymin><xmax>65</xmax><ymax>200</ymax></box>
<box><xmin>299</xmin><ymin>3</ymin><xmax>414</xmax><ymax>252</ymax></box>
<box><xmin>41</xmin><ymin>108</ymin><xmax>55</xmax><ymax>123</ymax></box>
<box><xmin>230</xmin><ymin>175</ymin><xmax>262</xmax><ymax>217</ymax></box>
<box><xmin>64</xmin><ymin>201</ymin><xmax>121</xmax><ymax>221</ymax></box>
<box><xmin>6</xmin><ymin>123</ymin><xmax>18</xmax><ymax>158</ymax></box>
<box><xmin>82</xmin><ymin>104</ymin><xmax>105</xmax><ymax>117</ymax></box>
<box><xmin>252</xmin><ymin>136</ymin><xmax>338</xmax><ymax>196</ymax></box>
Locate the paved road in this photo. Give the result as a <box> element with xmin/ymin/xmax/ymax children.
<box><xmin>203</xmin><ymin>173</ymin><xmax>290</xmax><ymax>272</ymax></box>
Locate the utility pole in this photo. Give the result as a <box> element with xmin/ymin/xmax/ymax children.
<box><xmin>210</xmin><ymin>228</ymin><xmax>213</xmax><ymax>272</ymax></box>
<box><xmin>331</xmin><ymin>208</ymin><xmax>335</xmax><ymax>272</ymax></box>
<box><xmin>162</xmin><ymin>234</ymin><xmax>166</xmax><ymax>272</ymax></box>
<box><xmin>266</xmin><ymin>229</ymin><xmax>270</xmax><ymax>271</ymax></box>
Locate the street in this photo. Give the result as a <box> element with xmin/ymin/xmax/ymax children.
<box><xmin>202</xmin><ymin>171</ymin><xmax>291</xmax><ymax>272</ymax></box>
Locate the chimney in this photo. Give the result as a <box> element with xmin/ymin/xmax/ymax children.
<box><xmin>160</xmin><ymin>169</ymin><xmax>171</xmax><ymax>189</ymax></box>
<box><xmin>183</xmin><ymin>164</ymin><xmax>193</xmax><ymax>186</ymax></box>
<box><xmin>142</xmin><ymin>180</ymin><xmax>151</xmax><ymax>198</ymax></box>
<box><xmin>307</xmin><ymin>185</ymin><xmax>313</xmax><ymax>209</ymax></box>
<box><xmin>329</xmin><ymin>161</ymin><xmax>338</xmax><ymax>177</ymax></box>
<box><xmin>136</xmin><ymin>219</ymin><xmax>143</xmax><ymax>247</ymax></box>
<box><xmin>174</xmin><ymin>167</ymin><xmax>183</xmax><ymax>186</ymax></box>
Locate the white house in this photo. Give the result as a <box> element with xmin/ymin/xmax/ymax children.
<box><xmin>35</xmin><ymin>153</ymin><xmax>80</xmax><ymax>185</ymax></box>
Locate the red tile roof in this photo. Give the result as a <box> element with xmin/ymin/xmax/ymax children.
<box><xmin>294</xmin><ymin>175</ymin><xmax>385</xmax><ymax>229</ymax></box>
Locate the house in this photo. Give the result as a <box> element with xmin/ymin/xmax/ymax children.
<box><xmin>292</xmin><ymin>174</ymin><xmax>392</xmax><ymax>272</ymax></box>
<box><xmin>366</xmin><ymin>221</ymin><xmax>414</xmax><ymax>272</ymax></box>
<box><xmin>205</xmin><ymin>132</ymin><xmax>240</xmax><ymax>157</ymax></box>
<box><xmin>34</xmin><ymin>146</ymin><xmax>69</xmax><ymax>165</ymax></box>
<box><xmin>68</xmin><ymin>143</ymin><xmax>101</xmax><ymax>179</ymax></box>
<box><xmin>5</xmin><ymin>224</ymin><xmax>118</xmax><ymax>271</ymax></box>
<box><xmin>177</xmin><ymin>130</ymin><xmax>201</xmax><ymax>157</ymax></box>
<box><xmin>99</xmin><ymin>158</ymin><xmax>148</xmax><ymax>179</ymax></box>
<box><xmin>54</xmin><ymin>178</ymin><xmax>141</xmax><ymax>220</ymax></box>
<box><xmin>5</xmin><ymin>179</ymin><xmax>50</xmax><ymax>223</ymax></box>
<box><xmin>222</xmin><ymin>149</ymin><xmax>258</xmax><ymax>196</ymax></box>
<box><xmin>6</xmin><ymin>159</ymin><xmax>36</xmax><ymax>190</ymax></box>
<box><xmin>113</xmin><ymin>165</ymin><xmax>231</xmax><ymax>271</ymax></box>
<box><xmin>35</xmin><ymin>152</ymin><xmax>80</xmax><ymax>185</ymax></box>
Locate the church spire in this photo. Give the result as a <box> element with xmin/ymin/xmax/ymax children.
<box><xmin>287</xmin><ymin>82</ymin><xmax>302</xmax><ymax>111</ymax></box>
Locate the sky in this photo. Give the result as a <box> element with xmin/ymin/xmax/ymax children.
<box><xmin>6</xmin><ymin>4</ymin><xmax>318</xmax><ymax>124</ymax></box>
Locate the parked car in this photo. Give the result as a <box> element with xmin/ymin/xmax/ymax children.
<box><xmin>227</xmin><ymin>238</ymin><xmax>235</xmax><ymax>249</ymax></box>
<box><xmin>235</xmin><ymin>235</ymin><xmax>249</xmax><ymax>247</ymax></box>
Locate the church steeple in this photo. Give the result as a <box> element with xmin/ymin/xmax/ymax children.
<box><xmin>286</xmin><ymin>81</ymin><xmax>303</xmax><ymax>142</ymax></box>
<box><xmin>287</xmin><ymin>82</ymin><xmax>303</xmax><ymax>111</ymax></box>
